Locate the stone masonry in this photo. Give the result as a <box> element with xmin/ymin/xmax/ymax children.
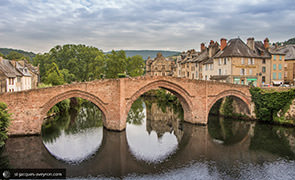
<box><xmin>0</xmin><ymin>76</ymin><xmax>253</xmax><ymax>135</ymax></box>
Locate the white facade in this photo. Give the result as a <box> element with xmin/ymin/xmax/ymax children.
<box><xmin>21</xmin><ymin>76</ymin><xmax>32</xmax><ymax>91</ymax></box>
<box><xmin>6</xmin><ymin>77</ymin><xmax>17</xmax><ymax>92</ymax></box>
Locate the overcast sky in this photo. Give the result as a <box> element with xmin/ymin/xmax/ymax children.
<box><xmin>0</xmin><ymin>0</ymin><xmax>294</xmax><ymax>53</ymax></box>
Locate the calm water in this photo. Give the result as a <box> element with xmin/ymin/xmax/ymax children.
<box><xmin>1</xmin><ymin>97</ymin><xmax>295</xmax><ymax>179</ymax></box>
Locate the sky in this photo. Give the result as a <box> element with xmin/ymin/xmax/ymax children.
<box><xmin>0</xmin><ymin>0</ymin><xmax>294</xmax><ymax>53</ymax></box>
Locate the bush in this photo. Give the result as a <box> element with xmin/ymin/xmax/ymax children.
<box><xmin>250</xmin><ymin>87</ymin><xmax>295</xmax><ymax>123</ymax></box>
<box><xmin>0</xmin><ymin>102</ymin><xmax>11</xmax><ymax>147</ymax></box>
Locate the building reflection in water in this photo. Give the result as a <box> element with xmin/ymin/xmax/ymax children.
<box><xmin>126</xmin><ymin>97</ymin><xmax>184</xmax><ymax>163</ymax></box>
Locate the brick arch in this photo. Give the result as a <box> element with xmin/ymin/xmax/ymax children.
<box><xmin>41</xmin><ymin>90</ymin><xmax>108</xmax><ymax>123</ymax></box>
<box><xmin>207</xmin><ymin>89</ymin><xmax>251</xmax><ymax>116</ymax></box>
<box><xmin>124</xmin><ymin>80</ymin><xmax>194</xmax><ymax>124</ymax></box>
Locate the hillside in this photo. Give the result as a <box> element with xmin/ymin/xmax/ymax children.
<box><xmin>108</xmin><ymin>50</ymin><xmax>181</xmax><ymax>60</ymax></box>
<box><xmin>0</xmin><ymin>48</ymin><xmax>36</xmax><ymax>60</ymax></box>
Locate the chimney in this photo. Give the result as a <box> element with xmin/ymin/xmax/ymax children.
<box><xmin>247</xmin><ymin>37</ymin><xmax>255</xmax><ymax>50</ymax></box>
<box><xmin>220</xmin><ymin>38</ymin><xmax>227</xmax><ymax>51</ymax></box>
<box><xmin>264</xmin><ymin>38</ymin><xmax>269</xmax><ymax>49</ymax></box>
<box><xmin>209</xmin><ymin>42</ymin><xmax>219</xmax><ymax>58</ymax></box>
<box><xmin>200</xmin><ymin>43</ymin><xmax>206</xmax><ymax>52</ymax></box>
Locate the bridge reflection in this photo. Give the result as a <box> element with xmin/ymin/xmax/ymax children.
<box><xmin>3</xmin><ymin>120</ymin><xmax>295</xmax><ymax>177</ymax></box>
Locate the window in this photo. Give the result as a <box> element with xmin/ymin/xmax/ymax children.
<box><xmin>17</xmin><ymin>77</ymin><xmax>21</xmax><ymax>82</ymax></box>
<box><xmin>273</xmin><ymin>64</ymin><xmax>276</xmax><ymax>70</ymax></box>
<box><xmin>241</xmin><ymin>68</ymin><xmax>245</xmax><ymax>75</ymax></box>
<box><xmin>262</xmin><ymin>59</ymin><xmax>266</xmax><ymax>64</ymax></box>
<box><xmin>249</xmin><ymin>69</ymin><xmax>252</xmax><ymax>75</ymax></box>
<box><xmin>278</xmin><ymin>72</ymin><xmax>282</xmax><ymax>80</ymax></box>
<box><xmin>279</xmin><ymin>56</ymin><xmax>282</xmax><ymax>60</ymax></box>
<box><xmin>205</xmin><ymin>64</ymin><xmax>208</xmax><ymax>70</ymax></box>
<box><xmin>262</xmin><ymin>66</ymin><xmax>266</xmax><ymax>73</ymax></box>
<box><xmin>248</xmin><ymin>58</ymin><xmax>254</xmax><ymax>65</ymax></box>
<box><xmin>179</xmin><ymin>70</ymin><xmax>181</xmax><ymax>75</ymax></box>
<box><xmin>210</xmin><ymin>64</ymin><xmax>213</xmax><ymax>70</ymax></box>
<box><xmin>279</xmin><ymin>64</ymin><xmax>282</xmax><ymax>70</ymax></box>
<box><xmin>205</xmin><ymin>75</ymin><xmax>208</xmax><ymax>80</ymax></box>
<box><xmin>162</xmin><ymin>65</ymin><xmax>165</xmax><ymax>69</ymax></box>
<box><xmin>187</xmin><ymin>64</ymin><xmax>189</xmax><ymax>68</ymax></box>
<box><xmin>187</xmin><ymin>72</ymin><xmax>189</xmax><ymax>77</ymax></box>
<box><xmin>262</xmin><ymin>76</ymin><xmax>265</xmax><ymax>83</ymax></box>
<box><xmin>241</xmin><ymin>58</ymin><xmax>244</xmax><ymax>64</ymax></box>
<box><xmin>219</xmin><ymin>69</ymin><xmax>222</xmax><ymax>75</ymax></box>
<box><xmin>9</xmin><ymin>78</ymin><xmax>14</xmax><ymax>85</ymax></box>
<box><xmin>273</xmin><ymin>72</ymin><xmax>277</xmax><ymax>80</ymax></box>
<box><xmin>192</xmin><ymin>73</ymin><xmax>194</xmax><ymax>79</ymax></box>
<box><xmin>224</xmin><ymin>58</ymin><xmax>227</xmax><ymax>65</ymax></box>
<box><xmin>273</xmin><ymin>55</ymin><xmax>276</xmax><ymax>60</ymax></box>
<box><xmin>219</xmin><ymin>58</ymin><xmax>222</xmax><ymax>65</ymax></box>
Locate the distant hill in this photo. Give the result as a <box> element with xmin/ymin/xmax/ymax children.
<box><xmin>108</xmin><ymin>50</ymin><xmax>181</xmax><ymax>60</ymax></box>
<box><xmin>0</xmin><ymin>48</ymin><xmax>36</xmax><ymax>60</ymax></box>
<box><xmin>0</xmin><ymin>48</ymin><xmax>180</xmax><ymax>61</ymax></box>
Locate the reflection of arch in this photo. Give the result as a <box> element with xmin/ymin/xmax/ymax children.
<box><xmin>208</xmin><ymin>89</ymin><xmax>251</xmax><ymax>115</ymax></box>
<box><xmin>124</xmin><ymin>80</ymin><xmax>193</xmax><ymax>124</ymax></box>
<box><xmin>41</xmin><ymin>90</ymin><xmax>108</xmax><ymax>123</ymax></box>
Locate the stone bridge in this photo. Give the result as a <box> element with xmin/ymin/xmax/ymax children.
<box><xmin>0</xmin><ymin>76</ymin><xmax>254</xmax><ymax>135</ymax></box>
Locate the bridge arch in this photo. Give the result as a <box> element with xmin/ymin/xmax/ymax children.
<box><xmin>207</xmin><ymin>89</ymin><xmax>252</xmax><ymax>116</ymax></box>
<box><xmin>124</xmin><ymin>80</ymin><xmax>194</xmax><ymax>124</ymax></box>
<box><xmin>41</xmin><ymin>90</ymin><xmax>108</xmax><ymax>124</ymax></box>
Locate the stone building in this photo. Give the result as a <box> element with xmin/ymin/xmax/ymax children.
<box><xmin>209</xmin><ymin>38</ymin><xmax>271</xmax><ymax>86</ymax></box>
<box><xmin>146</xmin><ymin>52</ymin><xmax>176</xmax><ymax>76</ymax></box>
<box><xmin>270</xmin><ymin>45</ymin><xmax>295</xmax><ymax>85</ymax></box>
<box><xmin>0</xmin><ymin>57</ymin><xmax>39</xmax><ymax>92</ymax></box>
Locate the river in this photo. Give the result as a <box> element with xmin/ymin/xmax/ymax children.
<box><xmin>1</xmin><ymin>96</ymin><xmax>295</xmax><ymax>179</ymax></box>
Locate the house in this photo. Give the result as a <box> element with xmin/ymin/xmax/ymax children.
<box><xmin>269</xmin><ymin>45</ymin><xmax>286</xmax><ymax>85</ymax></box>
<box><xmin>211</xmin><ymin>37</ymin><xmax>271</xmax><ymax>86</ymax></box>
<box><xmin>0</xmin><ymin>57</ymin><xmax>22</xmax><ymax>92</ymax></box>
<box><xmin>270</xmin><ymin>45</ymin><xmax>295</xmax><ymax>85</ymax></box>
<box><xmin>145</xmin><ymin>52</ymin><xmax>175</xmax><ymax>76</ymax></box>
<box><xmin>0</xmin><ymin>57</ymin><xmax>40</xmax><ymax>92</ymax></box>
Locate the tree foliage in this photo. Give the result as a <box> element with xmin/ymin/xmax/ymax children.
<box><xmin>44</xmin><ymin>63</ymin><xmax>64</xmax><ymax>85</ymax></box>
<box><xmin>250</xmin><ymin>87</ymin><xmax>295</xmax><ymax>123</ymax></box>
<box><xmin>0</xmin><ymin>102</ymin><xmax>11</xmax><ymax>147</ymax></box>
<box><xmin>6</xmin><ymin>51</ymin><xmax>28</xmax><ymax>60</ymax></box>
<box><xmin>33</xmin><ymin>44</ymin><xmax>145</xmax><ymax>85</ymax></box>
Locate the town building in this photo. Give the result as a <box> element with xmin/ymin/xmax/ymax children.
<box><xmin>209</xmin><ymin>37</ymin><xmax>271</xmax><ymax>86</ymax></box>
<box><xmin>269</xmin><ymin>46</ymin><xmax>286</xmax><ymax>85</ymax></box>
<box><xmin>283</xmin><ymin>45</ymin><xmax>295</xmax><ymax>85</ymax></box>
<box><xmin>0</xmin><ymin>57</ymin><xmax>39</xmax><ymax>92</ymax></box>
<box><xmin>145</xmin><ymin>52</ymin><xmax>176</xmax><ymax>76</ymax></box>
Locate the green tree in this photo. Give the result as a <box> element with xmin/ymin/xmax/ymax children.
<box><xmin>105</xmin><ymin>50</ymin><xmax>127</xmax><ymax>78</ymax></box>
<box><xmin>6</xmin><ymin>51</ymin><xmax>27</xmax><ymax>60</ymax></box>
<box><xmin>126</xmin><ymin>55</ymin><xmax>145</xmax><ymax>77</ymax></box>
<box><xmin>44</xmin><ymin>63</ymin><xmax>64</xmax><ymax>85</ymax></box>
<box><xmin>0</xmin><ymin>102</ymin><xmax>11</xmax><ymax>147</ymax></box>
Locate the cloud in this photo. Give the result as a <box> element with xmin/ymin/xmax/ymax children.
<box><xmin>0</xmin><ymin>0</ymin><xmax>294</xmax><ymax>53</ymax></box>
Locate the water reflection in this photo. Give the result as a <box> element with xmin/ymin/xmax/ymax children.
<box><xmin>126</xmin><ymin>97</ymin><xmax>183</xmax><ymax>163</ymax></box>
<box><xmin>41</xmin><ymin>101</ymin><xmax>103</xmax><ymax>164</ymax></box>
<box><xmin>208</xmin><ymin>115</ymin><xmax>252</xmax><ymax>145</ymax></box>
